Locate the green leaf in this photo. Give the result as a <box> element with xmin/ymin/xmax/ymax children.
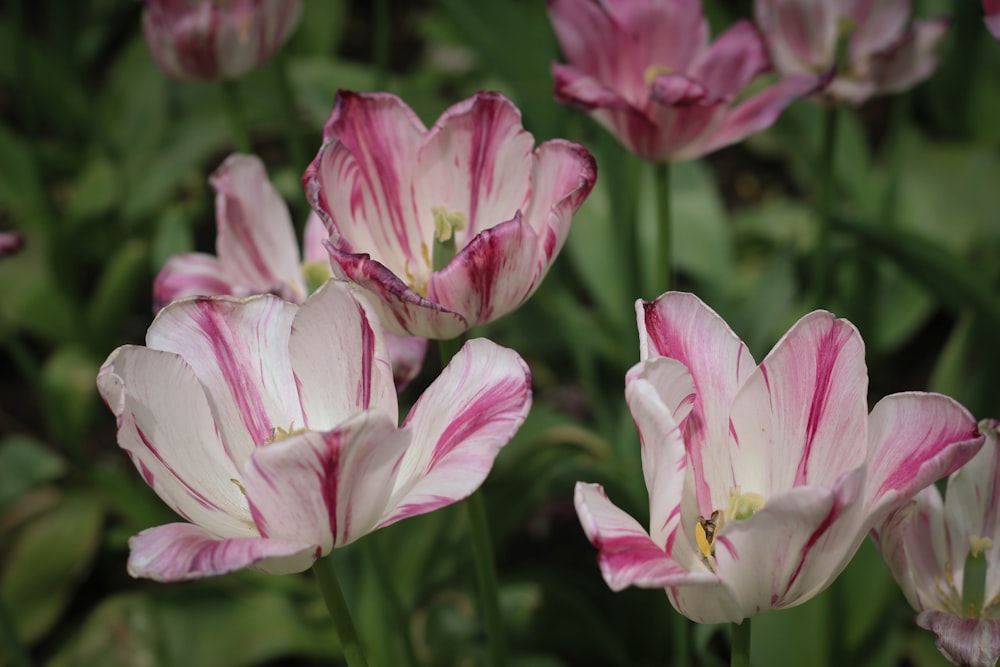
<box><xmin>85</xmin><ymin>239</ymin><xmax>150</xmax><ymax>349</ymax></box>
<box><xmin>0</xmin><ymin>436</ymin><xmax>66</xmax><ymax>509</ymax></box>
<box><xmin>40</xmin><ymin>345</ymin><xmax>101</xmax><ymax>451</ymax></box>
<box><xmin>0</xmin><ymin>492</ymin><xmax>103</xmax><ymax>644</ymax></box>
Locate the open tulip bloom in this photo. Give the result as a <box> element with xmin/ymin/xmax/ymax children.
<box><xmin>141</xmin><ymin>0</ymin><xmax>303</xmax><ymax>82</ymax></box>
<box><xmin>574</xmin><ymin>292</ymin><xmax>984</xmax><ymax>624</ymax></box>
<box><xmin>303</xmin><ymin>90</ymin><xmax>597</xmax><ymax>339</ymax></box>
<box><xmin>755</xmin><ymin>0</ymin><xmax>949</xmax><ymax>106</ymax></box>
<box><xmin>97</xmin><ymin>280</ymin><xmax>532</xmax><ymax>581</ymax></box>
<box><xmin>874</xmin><ymin>420</ymin><xmax>1000</xmax><ymax>667</ymax></box>
<box><xmin>547</xmin><ymin>0</ymin><xmax>825</xmax><ymax>162</ymax></box>
<box><xmin>154</xmin><ymin>153</ymin><xmax>427</xmax><ymax>390</ymax></box>
<box><xmin>987</xmin><ymin>0</ymin><xmax>1000</xmax><ymax>40</ymax></box>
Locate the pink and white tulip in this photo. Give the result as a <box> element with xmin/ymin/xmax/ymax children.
<box><xmin>874</xmin><ymin>420</ymin><xmax>1000</xmax><ymax>667</ymax></box>
<box><xmin>986</xmin><ymin>0</ymin><xmax>1000</xmax><ymax>40</ymax></box>
<box><xmin>154</xmin><ymin>153</ymin><xmax>427</xmax><ymax>390</ymax></box>
<box><xmin>303</xmin><ymin>90</ymin><xmax>597</xmax><ymax>339</ymax></box>
<box><xmin>141</xmin><ymin>0</ymin><xmax>302</xmax><ymax>82</ymax></box>
<box><xmin>575</xmin><ymin>292</ymin><xmax>984</xmax><ymax>623</ymax></box>
<box><xmin>755</xmin><ymin>0</ymin><xmax>949</xmax><ymax>106</ymax></box>
<box><xmin>547</xmin><ymin>0</ymin><xmax>824</xmax><ymax>162</ymax></box>
<box><xmin>98</xmin><ymin>281</ymin><xmax>532</xmax><ymax>581</ymax></box>
<box><xmin>0</xmin><ymin>231</ymin><xmax>24</xmax><ymax>259</ymax></box>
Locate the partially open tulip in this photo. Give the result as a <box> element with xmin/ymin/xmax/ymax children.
<box><xmin>98</xmin><ymin>281</ymin><xmax>531</xmax><ymax>581</ymax></box>
<box><xmin>142</xmin><ymin>0</ymin><xmax>302</xmax><ymax>82</ymax></box>
<box><xmin>303</xmin><ymin>90</ymin><xmax>597</xmax><ymax>339</ymax></box>
<box><xmin>874</xmin><ymin>420</ymin><xmax>1000</xmax><ymax>667</ymax></box>
<box><xmin>755</xmin><ymin>0</ymin><xmax>948</xmax><ymax>105</ymax></box>
<box><xmin>574</xmin><ymin>292</ymin><xmax>983</xmax><ymax>623</ymax></box>
<box><xmin>154</xmin><ymin>153</ymin><xmax>427</xmax><ymax>390</ymax></box>
<box><xmin>986</xmin><ymin>0</ymin><xmax>1000</xmax><ymax>40</ymax></box>
<box><xmin>547</xmin><ymin>0</ymin><xmax>823</xmax><ymax>162</ymax></box>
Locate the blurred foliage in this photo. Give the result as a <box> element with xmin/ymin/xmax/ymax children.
<box><xmin>0</xmin><ymin>0</ymin><xmax>998</xmax><ymax>665</ymax></box>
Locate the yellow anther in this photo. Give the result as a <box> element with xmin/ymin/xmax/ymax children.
<box><xmin>230</xmin><ymin>478</ymin><xmax>247</xmax><ymax>495</ymax></box>
<box><xmin>695</xmin><ymin>510</ymin><xmax>724</xmax><ymax>559</ymax></box>
<box><xmin>970</xmin><ymin>535</ymin><xmax>993</xmax><ymax>558</ymax></box>
<box><xmin>432</xmin><ymin>206</ymin><xmax>468</xmax><ymax>242</ymax></box>
<box><xmin>727</xmin><ymin>489</ymin><xmax>766</xmax><ymax>522</ymax></box>
<box><xmin>263</xmin><ymin>422</ymin><xmax>305</xmax><ymax>445</ymax></box>
<box><xmin>644</xmin><ymin>64</ymin><xmax>674</xmax><ymax>86</ymax></box>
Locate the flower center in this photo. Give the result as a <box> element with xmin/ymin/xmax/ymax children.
<box><xmin>644</xmin><ymin>64</ymin><xmax>673</xmax><ymax>86</ymax></box>
<box><xmin>962</xmin><ymin>534</ymin><xmax>994</xmax><ymax>617</ymax></box>
<box><xmin>727</xmin><ymin>489</ymin><xmax>766</xmax><ymax>521</ymax></box>
<box><xmin>694</xmin><ymin>490</ymin><xmax>766</xmax><ymax>568</ymax></box>
<box><xmin>263</xmin><ymin>423</ymin><xmax>306</xmax><ymax>445</ymax></box>
<box><xmin>432</xmin><ymin>205</ymin><xmax>467</xmax><ymax>272</ymax></box>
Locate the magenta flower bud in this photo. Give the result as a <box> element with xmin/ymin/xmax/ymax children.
<box><xmin>141</xmin><ymin>0</ymin><xmax>303</xmax><ymax>82</ymax></box>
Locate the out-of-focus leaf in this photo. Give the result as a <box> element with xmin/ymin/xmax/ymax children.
<box><xmin>150</xmin><ymin>206</ymin><xmax>197</xmax><ymax>273</ymax></box>
<box><xmin>867</xmin><ymin>260</ymin><xmax>935</xmax><ymax>355</ymax></box>
<box><xmin>41</xmin><ymin>345</ymin><xmax>101</xmax><ymax>450</ymax></box>
<box><xmin>833</xmin><ymin>213</ymin><xmax>1000</xmax><ymax>331</ymax></box>
<box><xmin>0</xmin><ymin>492</ymin><xmax>103</xmax><ymax>644</ymax></box>
<box><xmin>291</xmin><ymin>57</ymin><xmax>376</xmax><ymax>130</ymax></box>
<box><xmin>0</xmin><ymin>124</ymin><xmax>48</xmax><ymax>234</ymax></box>
<box><xmin>100</xmin><ymin>37</ymin><xmax>169</xmax><ymax>160</ymax></box>
<box><xmin>730</xmin><ymin>250</ymin><xmax>797</xmax><ymax>359</ymax></box>
<box><xmin>65</xmin><ymin>155</ymin><xmax>122</xmax><ymax>223</ymax></box>
<box><xmin>85</xmin><ymin>239</ymin><xmax>150</xmax><ymax>348</ymax></box>
<box><xmin>46</xmin><ymin>588</ymin><xmax>340</xmax><ymax>667</ymax></box>
<box><xmin>751</xmin><ymin>592</ymin><xmax>830</xmax><ymax>667</ymax></box>
<box><xmin>0</xmin><ymin>436</ymin><xmax>66</xmax><ymax>509</ymax></box>
<box><xmin>289</xmin><ymin>0</ymin><xmax>348</xmax><ymax>55</ymax></box>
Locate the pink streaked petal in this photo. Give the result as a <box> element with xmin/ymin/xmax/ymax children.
<box><xmin>414</xmin><ymin>92</ymin><xmax>534</xmax><ymax>243</ymax></box>
<box><xmin>552</xmin><ymin>63</ymin><xmax>636</xmax><ymax>111</ymax></box>
<box><xmin>602</xmin><ymin>0</ymin><xmax>709</xmax><ymax>76</ymax></box>
<box><xmin>691</xmin><ymin>20</ymin><xmax>770</xmax><ymax>99</ymax></box>
<box><xmin>625</xmin><ymin>357</ymin><xmax>693</xmax><ymax>549</ymax></box>
<box><xmin>871</xmin><ymin>19</ymin><xmax>949</xmax><ymax>97</ymax></box>
<box><xmin>328</xmin><ymin>246</ymin><xmax>469</xmax><ymax>339</ymax></box>
<box><xmin>309</xmin><ymin>91</ymin><xmax>427</xmax><ymax>275</ymax></box>
<box><xmin>864</xmin><ymin>392</ymin><xmax>983</xmax><ymax>525</ymax></box>
<box><xmin>289</xmin><ymin>281</ymin><xmax>397</xmax><ymax>429</ymax></box>
<box><xmin>714</xmin><ymin>470</ymin><xmax>863</xmax><ymax>616</ymax></box>
<box><xmin>698</xmin><ymin>72</ymin><xmax>822</xmax><ymax>156</ymax></box>
<box><xmin>127</xmin><ymin>522</ymin><xmax>315</xmax><ymax>582</ymax></box>
<box><xmin>427</xmin><ymin>214</ymin><xmax>544</xmax><ymax>329</ymax></box>
<box><xmin>987</xmin><ymin>5</ymin><xmax>1000</xmax><ymax>40</ymax></box>
<box><xmin>645</xmin><ymin>102</ymin><xmax>728</xmax><ymax>161</ymax></box>
<box><xmin>146</xmin><ymin>295</ymin><xmax>302</xmax><ymax>462</ymax></box>
<box><xmin>649</xmin><ymin>73</ymin><xmax>709</xmax><ymax>106</ymax></box>
<box><xmin>520</xmin><ymin>139</ymin><xmax>597</xmax><ymax>260</ymax></box>
<box><xmin>97</xmin><ymin>345</ymin><xmax>254</xmax><ymax>538</ymax></box>
<box><xmin>916</xmin><ymin>611</ymin><xmax>1000</xmax><ymax>667</ymax></box>
<box><xmin>637</xmin><ymin>293</ymin><xmax>755</xmax><ymax>514</ymax></box>
<box><xmin>302</xmin><ymin>211</ymin><xmax>329</xmax><ymax>264</ymax></box>
<box><xmin>847</xmin><ymin>0</ymin><xmax>910</xmax><ymax>61</ymax></box>
<box><xmin>729</xmin><ymin>311</ymin><xmax>868</xmax><ymax>494</ymax></box>
<box><xmin>211</xmin><ymin>154</ymin><xmax>306</xmax><ymax>301</ymax></box>
<box><xmin>382</xmin><ymin>338</ymin><xmax>531</xmax><ymax>527</ymax></box>
<box><xmin>244</xmin><ymin>413</ymin><xmax>410</xmax><ymax>550</ymax></box>
<box><xmin>384</xmin><ymin>331</ymin><xmax>428</xmax><ymax>392</ymax></box>
<box><xmin>153</xmin><ymin>253</ymin><xmax>232</xmax><ymax>311</ymax></box>
<box><xmin>754</xmin><ymin>0</ymin><xmax>837</xmax><ymax>74</ymax></box>
<box><xmin>574</xmin><ymin>482</ymin><xmax>717</xmax><ymax>592</ymax></box>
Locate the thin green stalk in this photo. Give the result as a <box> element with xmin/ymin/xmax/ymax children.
<box><xmin>654</xmin><ymin>160</ymin><xmax>672</xmax><ymax>297</ymax></box>
<box><xmin>672</xmin><ymin>614</ymin><xmax>691</xmax><ymax>667</ymax></box>
<box><xmin>373</xmin><ymin>0</ymin><xmax>390</xmax><ymax>89</ymax></box>
<box><xmin>599</xmin><ymin>132</ymin><xmax>639</xmax><ymax>303</ymax></box>
<box><xmin>220</xmin><ymin>80</ymin><xmax>251</xmax><ymax>153</ymax></box>
<box><xmin>812</xmin><ymin>105</ymin><xmax>839</xmax><ymax>306</ymax></box>
<box><xmin>273</xmin><ymin>53</ymin><xmax>307</xmax><ymax>172</ymax></box>
<box><xmin>730</xmin><ymin>619</ymin><xmax>751</xmax><ymax>667</ymax></box>
<box><xmin>361</xmin><ymin>539</ymin><xmax>420</xmax><ymax>667</ymax></box>
<box><xmin>0</xmin><ymin>596</ymin><xmax>31</xmax><ymax>667</ymax></box>
<box><xmin>312</xmin><ymin>556</ymin><xmax>370</xmax><ymax>667</ymax></box>
<box><xmin>467</xmin><ymin>490</ymin><xmax>507</xmax><ymax>667</ymax></box>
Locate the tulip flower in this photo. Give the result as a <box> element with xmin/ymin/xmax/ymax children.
<box><xmin>141</xmin><ymin>0</ymin><xmax>302</xmax><ymax>82</ymax></box>
<box><xmin>546</xmin><ymin>0</ymin><xmax>823</xmax><ymax>162</ymax></box>
<box><xmin>97</xmin><ymin>281</ymin><xmax>532</xmax><ymax>581</ymax></box>
<box><xmin>303</xmin><ymin>90</ymin><xmax>597</xmax><ymax>339</ymax></box>
<box><xmin>755</xmin><ymin>0</ymin><xmax>948</xmax><ymax>106</ymax></box>
<box><xmin>154</xmin><ymin>153</ymin><xmax>427</xmax><ymax>389</ymax></box>
<box><xmin>574</xmin><ymin>292</ymin><xmax>984</xmax><ymax>623</ymax></box>
<box><xmin>874</xmin><ymin>420</ymin><xmax>1000</xmax><ymax>667</ymax></box>
<box><xmin>0</xmin><ymin>231</ymin><xmax>24</xmax><ymax>259</ymax></box>
<box><xmin>986</xmin><ymin>0</ymin><xmax>1000</xmax><ymax>40</ymax></box>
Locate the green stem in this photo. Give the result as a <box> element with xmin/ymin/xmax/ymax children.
<box><xmin>438</xmin><ymin>337</ymin><xmax>463</xmax><ymax>370</ymax></box>
<box><xmin>673</xmin><ymin>614</ymin><xmax>691</xmax><ymax>667</ymax></box>
<box><xmin>220</xmin><ymin>80</ymin><xmax>251</xmax><ymax>154</ymax></box>
<box><xmin>273</xmin><ymin>53</ymin><xmax>307</xmax><ymax>171</ymax></box>
<box><xmin>654</xmin><ymin>160</ymin><xmax>672</xmax><ymax>297</ymax></box>
<box><xmin>467</xmin><ymin>490</ymin><xmax>508</xmax><ymax>667</ymax></box>
<box><xmin>730</xmin><ymin>618</ymin><xmax>751</xmax><ymax>667</ymax></box>
<box><xmin>373</xmin><ymin>0</ymin><xmax>390</xmax><ymax>89</ymax></box>
<box><xmin>312</xmin><ymin>556</ymin><xmax>370</xmax><ymax>667</ymax></box>
<box><xmin>361</xmin><ymin>539</ymin><xmax>420</xmax><ymax>667</ymax></box>
<box><xmin>0</xmin><ymin>596</ymin><xmax>31</xmax><ymax>667</ymax></box>
<box><xmin>812</xmin><ymin>105</ymin><xmax>839</xmax><ymax>306</ymax></box>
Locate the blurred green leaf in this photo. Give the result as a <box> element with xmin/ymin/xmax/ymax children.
<box><xmin>291</xmin><ymin>57</ymin><xmax>376</xmax><ymax>130</ymax></box>
<box><xmin>65</xmin><ymin>155</ymin><xmax>122</xmax><ymax>223</ymax></box>
<box><xmin>41</xmin><ymin>345</ymin><xmax>101</xmax><ymax>451</ymax></box>
<box><xmin>0</xmin><ymin>491</ymin><xmax>103</xmax><ymax>645</ymax></box>
<box><xmin>100</xmin><ymin>38</ymin><xmax>169</xmax><ymax>160</ymax></box>
<box><xmin>0</xmin><ymin>436</ymin><xmax>66</xmax><ymax>510</ymax></box>
<box><xmin>85</xmin><ymin>239</ymin><xmax>150</xmax><ymax>348</ymax></box>
<box><xmin>0</xmin><ymin>123</ymin><xmax>49</xmax><ymax>234</ymax></box>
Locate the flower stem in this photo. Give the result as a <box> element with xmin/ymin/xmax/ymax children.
<box><xmin>812</xmin><ymin>105</ymin><xmax>839</xmax><ymax>306</ymax></box>
<box><xmin>373</xmin><ymin>0</ymin><xmax>390</xmax><ymax>89</ymax></box>
<box><xmin>220</xmin><ymin>80</ymin><xmax>251</xmax><ymax>154</ymax></box>
<box><xmin>312</xmin><ymin>555</ymin><xmax>370</xmax><ymax>667</ymax></box>
<box><xmin>672</xmin><ymin>614</ymin><xmax>691</xmax><ymax>667</ymax></box>
<box><xmin>361</xmin><ymin>538</ymin><xmax>420</xmax><ymax>667</ymax></box>
<box><xmin>655</xmin><ymin>160</ymin><xmax>672</xmax><ymax>297</ymax></box>
<box><xmin>730</xmin><ymin>618</ymin><xmax>752</xmax><ymax>667</ymax></box>
<box><xmin>467</xmin><ymin>489</ymin><xmax>508</xmax><ymax>667</ymax></box>
<box><xmin>273</xmin><ymin>53</ymin><xmax>306</xmax><ymax>171</ymax></box>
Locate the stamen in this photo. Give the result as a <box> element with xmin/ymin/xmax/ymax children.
<box><xmin>644</xmin><ymin>64</ymin><xmax>673</xmax><ymax>86</ymax></box>
<box><xmin>695</xmin><ymin>509</ymin><xmax>724</xmax><ymax>559</ymax></box>
<box><xmin>727</xmin><ymin>489</ymin><xmax>766</xmax><ymax>521</ymax></box>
